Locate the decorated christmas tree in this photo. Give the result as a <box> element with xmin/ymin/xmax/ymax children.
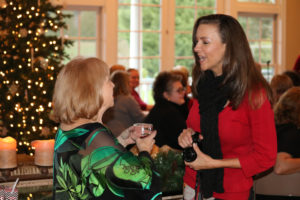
<box><xmin>0</xmin><ymin>0</ymin><xmax>72</xmax><ymax>154</ymax></box>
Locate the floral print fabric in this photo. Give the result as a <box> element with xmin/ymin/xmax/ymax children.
<box><xmin>53</xmin><ymin>122</ymin><xmax>161</xmax><ymax>200</ymax></box>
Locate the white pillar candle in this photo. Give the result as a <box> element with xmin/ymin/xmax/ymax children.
<box><xmin>0</xmin><ymin>137</ymin><xmax>17</xmax><ymax>169</ymax></box>
<box><xmin>31</xmin><ymin>139</ymin><xmax>55</xmax><ymax>166</ymax></box>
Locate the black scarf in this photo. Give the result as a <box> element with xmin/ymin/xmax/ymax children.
<box><xmin>196</xmin><ymin>70</ymin><xmax>229</xmax><ymax>198</ymax></box>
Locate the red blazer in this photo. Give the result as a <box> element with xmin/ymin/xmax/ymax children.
<box><xmin>183</xmin><ymin>94</ymin><xmax>277</xmax><ymax>200</ymax></box>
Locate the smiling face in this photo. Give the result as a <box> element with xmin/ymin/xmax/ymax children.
<box><xmin>163</xmin><ymin>81</ymin><xmax>185</xmax><ymax>105</ymax></box>
<box><xmin>194</xmin><ymin>24</ymin><xmax>226</xmax><ymax>76</ymax></box>
<box><xmin>128</xmin><ymin>69</ymin><xmax>140</xmax><ymax>90</ymax></box>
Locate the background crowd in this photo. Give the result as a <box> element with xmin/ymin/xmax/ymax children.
<box><xmin>52</xmin><ymin>14</ymin><xmax>300</xmax><ymax>200</ymax></box>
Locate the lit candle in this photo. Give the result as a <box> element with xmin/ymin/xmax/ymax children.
<box><xmin>0</xmin><ymin>137</ymin><xmax>17</xmax><ymax>169</ymax></box>
<box><xmin>31</xmin><ymin>139</ymin><xmax>54</xmax><ymax>166</ymax></box>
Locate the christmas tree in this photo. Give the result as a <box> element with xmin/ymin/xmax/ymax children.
<box><xmin>0</xmin><ymin>0</ymin><xmax>72</xmax><ymax>154</ymax></box>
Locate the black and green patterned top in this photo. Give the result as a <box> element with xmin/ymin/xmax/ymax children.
<box><xmin>53</xmin><ymin>122</ymin><xmax>162</xmax><ymax>200</ymax></box>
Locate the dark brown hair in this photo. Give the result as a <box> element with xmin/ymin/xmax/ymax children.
<box><xmin>274</xmin><ymin>87</ymin><xmax>300</xmax><ymax>126</ymax></box>
<box><xmin>110</xmin><ymin>70</ymin><xmax>131</xmax><ymax>97</ymax></box>
<box><xmin>152</xmin><ymin>71</ymin><xmax>182</xmax><ymax>102</ymax></box>
<box><xmin>192</xmin><ymin>14</ymin><xmax>272</xmax><ymax>109</ymax></box>
<box><xmin>270</xmin><ymin>74</ymin><xmax>293</xmax><ymax>103</ymax></box>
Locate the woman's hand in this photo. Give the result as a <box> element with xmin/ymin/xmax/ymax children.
<box><xmin>185</xmin><ymin>143</ymin><xmax>216</xmax><ymax>170</ymax></box>
<box><xmin>118</xmin><ymin>126</ymin><xmax>138</xmax><ymax>147</ymax></box>
<box><xmin>178</xmin><ymin>128</ymin><xmax>195</xmax><ymax>148</ymax></box>
<box><xmin>186</xmin><ymin>144</ymin><xmax>242</xmax><ymax>170</ymax></box>
<box><xmin>136</xmin><ymin>131</ymin><xmax>157</xmax><ymax>153</ymax></box>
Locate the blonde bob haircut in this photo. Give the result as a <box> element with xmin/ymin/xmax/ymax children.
<box><xmin>52</xmin><ymin>57</ymin><xmax>109</xmax><ymax>124</ymax></box>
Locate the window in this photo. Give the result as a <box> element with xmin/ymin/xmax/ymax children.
<box><xmin>62</xmin><ymin>8</ymin><xmax>99</xmax><ymax>63</ymax></box>
<box><xmin>175</xmin><ymin>0</ymin><xmax>216</xmax><ymax>72</ymax></box>
<box><xmin>118</xmin><ymin>0</ymin><xmax>161</xmax><ymax>104</ymax></box>
<box><xmin>117</xmin><ymin>0</ymin><xmax>217</xmax><ymax>104</ymax></box>
<box><xmin>238</xmin><ymin>15</ymin><xmax>274</xmax><ymax>81</ymax></box>
<box><xmin>238</xmin><ymin>0</ymin><xmax>275</xmax><ymax>3</ymax></box>
<box><xmin>58</xmin><ymin>0</ymin><xmax>283</xmax><ymax>104</ymax></box>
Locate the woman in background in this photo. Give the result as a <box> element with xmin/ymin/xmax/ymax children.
<box><xmin>270</xmin><ymin>74</ymin><xmax>293</xmax><ymax>103</ymax></box>
<box><xmin>178</xmin><ymin>14</ymin><xmax>277</xmax><ymax>200</ymax></box>
<box><xmin>274</xmin><ymin>87</ymin><xmax>300</xmax><ymax>175</ymax></box>
<box><xmin>283</xmin><ymin>70</ymin><xmax>300</xmax><ymax>86</ymax></box>
<box><xmin>144</xmin><ymin>71</ymin><xmax>187</xmax><ymax>150</ymax></box>
<box><xmin>127</xmin><ymin>68</ymin><xmax>153</xmax><ymax>111</ymax></box>
<box><xmin>52</xmin><ymin>57</ymin><xmax>161</xmax><ymax>199</ymax></box>
<box><xmin>172</xmin><ymin>66</ymin><xmax>192</xmax><ymax>116</ymax></box>
<box><xmin>103</xmin><ymin>70</ymin><xmax>145</xmax><ymax>137</ymax></box>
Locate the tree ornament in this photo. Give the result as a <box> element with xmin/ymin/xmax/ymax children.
<box><xmin>19</xmin><ymin>28</ymin><xmax>28</xmax><ymax>37</ymax></box>
<box><xmin>39</xmin><ymin>126</ymin><xmax>51</xmax><ymax>137</ymax></box>
<box><xmin>24</xmin><ymin>89</ymin><xmax>28</xmax><ymax>102</ymax></box>
<box><xmin>0</xmin><ymin>120</ymin><xmax>8</xmax><ymax>137</ymax></box>
<box><xmin>9</xmin><ymin>83</ymin><xmax>18</xmax><ymax>96</ymax></box>
<box><xmin>35</xmin><ymin>56</ymin><xmax>48</xmax><ymax>70</ymax></box>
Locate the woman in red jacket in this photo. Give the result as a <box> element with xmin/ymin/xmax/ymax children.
<box><xmin>178</xmin><ymin>14</ymin><xmax>277</xmax><ymax>200</ymax></box>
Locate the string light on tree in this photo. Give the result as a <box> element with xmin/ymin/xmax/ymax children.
<box><xmin>0</xmin><ymin>0</ymin><xmax>73</xmax><ymax>154</ymax></box>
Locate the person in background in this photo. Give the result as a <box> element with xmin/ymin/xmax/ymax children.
<box><xmin>273</xmin><ymin>87</ymin><xmax>300</xmax><ymax>175</ymax></box>
<box><xmin>283</xmin><ymin>70</ymin><xmax>300</xmax><ymax>86</ymax></box>
<box><xmin>172</xmin><ymin>65</ymin><xmax>193</xmax><ymax>114</ymax></box>
<box><xmin>127</xmin><ymin>68</ymin><xmax>153</xmax><ymax>111</ymax></box>
<box><xmin>293</xmin><ymin>54</ymin><xmax>300</xmax><ymax>74</ymax></box>
<box><xmin>52</xmin><ymin>57</ymin><xmax>161</xmax><ymax>199</ymax></box>
<box><xmin>172</xmin><ymin>65</ymin><xmax>191</xmax><ymax>97</ymax></box>
<box><xmin>103</xmin><ymin>70</ymin><xmax>145</xmax><ymax>137</ymax></box>
<box><xmin>178</xmin><ymin>14</ymin><xmax>277</xmax><ymax>200</ymax></box>
<box><xmin>270</xmin><ymin>74</ymin><xmax>293</xmax><ymax>103</ymax></box>
<box><xmin>110</xmin><ymin>64</ymin><xmax>126</xmax><ymax>74</ymax></box>
<box><xmin>144</xmin><ymin>71</ymin><xmax>187</xmax><ymax>151</ymax></box>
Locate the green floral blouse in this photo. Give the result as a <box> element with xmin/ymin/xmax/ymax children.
<box><xmin>53</xmin><ymin>122</ymin><xmax>161</xmax><ymax>200</ymax></box>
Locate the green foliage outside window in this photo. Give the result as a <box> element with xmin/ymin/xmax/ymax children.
<box><xmin>175</xmin><ymin>0</ymin><xmax>215</xmax><ymax>73</ymax></box>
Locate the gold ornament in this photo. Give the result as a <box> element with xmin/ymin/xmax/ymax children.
<box><xmin>19</xmin><ymin>28</ymin><xmax>28</xmax><ymax>37</ymax></box>
<box><xmin>9</xmin><ymin>83</ymin><xmax>19</xmax><ymax>96</ymax></box>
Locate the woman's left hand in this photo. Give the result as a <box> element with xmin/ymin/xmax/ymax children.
<box><xmin>118</xmin><ymin>126</ymin><xmax>138</xmax><ymax>147</ymax></box>
<box><xmin>185</xmin><ymin>143</ymin><xmax>216</xmax><ymax>170</ymax></box>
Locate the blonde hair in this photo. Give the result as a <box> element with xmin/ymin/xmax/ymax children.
<box><xmin>52</xmin><ymin>57</ymin><xmax>109</xmax><ymax>124</ymax></box>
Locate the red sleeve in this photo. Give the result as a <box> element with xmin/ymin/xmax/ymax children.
<box><xmin>131</xmin><ymin>90</ymin><xmax>147</xmax><ymax>110</ymax></box>
<box><xmin>238</xmin><ymin>95</ymin><xmax>277</xmax><ymax>178</ymax></box>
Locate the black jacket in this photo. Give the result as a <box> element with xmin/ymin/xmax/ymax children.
<box><xmin>144</xmin><ymin>99</ymin><xmax>188</xmax><ymax>150</ymax></box>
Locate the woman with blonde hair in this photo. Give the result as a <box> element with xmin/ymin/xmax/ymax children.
<box><xmin>52</xmin><ymin>57</ymin><xmax>161</xmax><ymax>199</ymax></box>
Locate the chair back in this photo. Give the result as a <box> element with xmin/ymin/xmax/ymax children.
<box><xmin>254</xmin><ymin>168</ymin><xmax>300</xmax><ymax>197</ymax></box>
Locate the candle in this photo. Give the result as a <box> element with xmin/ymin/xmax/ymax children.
<box><xmin>31</xmin><ymin>139</ymin><xmax>55</xmax><ymax>166</ymax></box>
<box><xmin>0</xmin><ymin>137</ymin><xmax>17</xmax><ymax>169</ymax></box>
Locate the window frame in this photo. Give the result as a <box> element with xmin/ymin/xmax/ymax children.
<box><xmin>57</xmin><ymin>0</ymin><xmax>285</xmax><ymax>103</ymax></box>
<box><xmin>61</xmin><ymin>6</ymin><xmax>102</xmax><ymax>60</ymax></box>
